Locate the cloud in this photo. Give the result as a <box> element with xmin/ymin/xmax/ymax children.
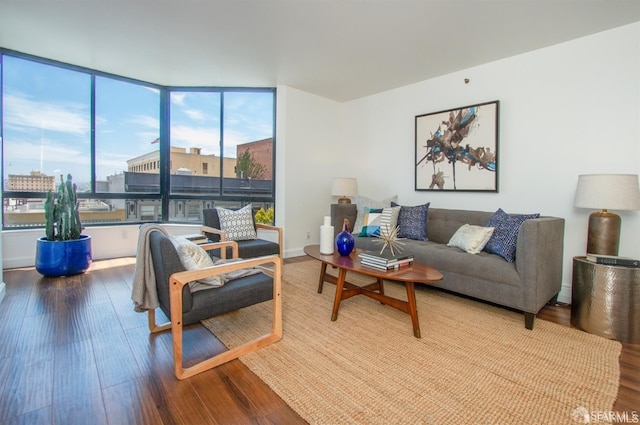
<box><xmin>3</xmin><ymin>93</ymin><xmax>89</xmax><ymax>135</ymax></box>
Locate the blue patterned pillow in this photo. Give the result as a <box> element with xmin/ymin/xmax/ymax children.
<box><xmin>483</xmin><ymin>208</ymin><xmax>540</xmax><ymax>262</ymax></box>
<box><xmin>392</xmin><ymin>202</ymin><xmax>430</xmax><ymax>241</ymax></box>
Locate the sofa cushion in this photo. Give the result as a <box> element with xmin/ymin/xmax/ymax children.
<box><xmin>447</xmin><ymin>224</ymin><xmax>495</xmax><ymax>254</ymax></box>
<box><xmin>392</xmin><ymin>202</ymin><xmax>430</xmax><ymax>241</ymax></box>
<box><xmin>359</xmin><ymin>207</ymin><xmax>383</xmax><ymax>236</ymax></box>
<box><xmin>171</xmin><ymin>236</ymin><xmax>222</xmax><ymax>289</ymax></box>
<box><xmin>379</xmin><ymin>206</ymin><xmax>401</xmax><ymax>235</ymax></box>
<box><xmin>484</xmin><ymin>208</ymin><xmax>540</xmax><ymax>262</ymax></box>
<box><xmin>353</xmin><ymin>195</ymin><xmax>398</xmax><ymax>234</ymax></box>
<box><xmin>215</xmin><ymin>204</ymin><xmax>257</xmax><ymax>241</ymax></box>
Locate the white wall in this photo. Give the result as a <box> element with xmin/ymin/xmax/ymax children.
<box><xmin>338</xmin><ymin>23</ymin><xmax>639</xmax><ymax>302</ymax></box>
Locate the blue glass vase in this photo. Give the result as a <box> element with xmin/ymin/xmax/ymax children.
<box><xmin>335</xmin><ymin>219</ymin><xmax>355</xmax><ymax>256</ymax></box>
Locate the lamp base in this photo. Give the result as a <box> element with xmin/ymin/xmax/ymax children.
<box><xmin>337</xmin><ymin>197</ymin><xmax>352</xmax><ymax>204</ymax></box>
<box><xmin>587</xmin><ymin>210</ymin><xmax>621</xmax><ymax>256</ymax></box>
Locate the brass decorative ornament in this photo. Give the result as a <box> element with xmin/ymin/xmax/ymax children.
<box><xmin>373</xmin><ymin>225</ymin><xmax>406</xmax><ymax>257</ymax></box>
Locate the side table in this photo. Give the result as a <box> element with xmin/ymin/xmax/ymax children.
<box><xmin>571</xmin><ymin>256</ymin><xmax>640</xmax><ymax>343</ymax></box>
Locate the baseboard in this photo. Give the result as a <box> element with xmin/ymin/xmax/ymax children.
<box><xmin>0</xmin><ymin>282</ymin><xmax>6</xmax><ymax>303</ymax></box>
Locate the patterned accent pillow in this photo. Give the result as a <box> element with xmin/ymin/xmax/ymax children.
<box><xmin>392</xmin><ymin>202</ymin><xmax>430</xmax><ymax>241</ymax></box>
<box><xmin>352</xmin><ymin>195</ymin><xmax>398</xmax><ymax>234</ymax></box>
<box><xmin>215</xmin><ymin>204</ymin><xmax>257</xmax><ymax>241</ymax></box>
<box><xmin>359</xmin><ymin>208</ymin><xmax>383</xmax><ymax>236</ymax></box>
<box><xmin>447</xmin><ymin>224</ymin><xmax>495</xmax><ymax>254</ymax></box>
<box><xmin>171</xmin><ymin>236</ymin><xmax>222</xmax><ymax>290</ymax></box>
<box><xmin>483</xmin><ymin>208</ymin><xmax>540</xmax><ymax>262</ymax></box>
<box><xmin>379</xmin><ymin>206</ymin><xmax>401</xmax><ymax>235</ymax></box>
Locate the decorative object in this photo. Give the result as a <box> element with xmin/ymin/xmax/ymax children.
<box><xmin>447</xmin><ymin>224</ymin><xmax>495</xmax><ymax>254</ymax></box>
<box><xmin>415</xmin><ymin>100</ymin><xmax>499</xmax><ymax>192</ymax></box>
<box><xmin>353</xmin><ymin>194</ymin><xmax>397</xmax><ymax>234</ymax></box>
<box><xmin>215</xmin><ymin>204</ymin><xmax>257</xmax><ymax>241</ymax></box>
<box><xmin>319</xmin><ymin>216</ymin><xmax>334</xmax><ymax>255</ymax></box>
<box><xmin>335</xmin><ymin>219</ymin><xmax>355</xmax><ymax>256</ymax></box>
<box><xmin>574</xmin><ymin>174</ymin><xmax>640</xmax><ymax>256</ymax></box>
<box><xmin>483</xmin><ymin>208</ymin><xmax>540</xmax><ymax>262</ymax></box>
<box><xmin>572</xmin><ymin>256</ymin><xmax>639</xmax><ymax>343</ymax></box>
<box><xmin>254</xmin><ymin>207</ymin><xmax>274</xmax><ymax>225</ymax></box>
<box><xmin>392</xmin><ymin>201</ymin><xmax>430</xmax><ymax>241</ymax></box>
<box><xmin>202</xmin><ymin>261</ymin><xmax>621</xmax><ymax>425</ymax></box>
<box><xmin>331</xmin><ymin>177</ymin><xmax>358</xmax><ymax>204</ymax></box>
<box><xmin>373</xmin><ymin>225</ymin><xmax>405</xmax><ymax>256</ymax></box>
<box><xmin>35</xmin><ymin>174</ymin><xmax>92</xmax><ymax>277</ymax></box>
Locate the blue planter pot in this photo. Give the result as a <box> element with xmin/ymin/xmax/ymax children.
<box><xmin>35</xmin><ymin>235</ymin><xmax>92</xmax><ymax>277</ymax></box>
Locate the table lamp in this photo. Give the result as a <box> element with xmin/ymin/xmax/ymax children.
<box><xmin>574</xmin><ymin>174</ymin><xmax>640</xmax><ymax>256</ymax></box>
<box><xmin>331</xmin><ymin>177</ymin><xmax>358</xmax><ymax>204</ymax></box>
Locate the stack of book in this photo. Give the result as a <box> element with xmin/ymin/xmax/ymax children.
<box><xmin>180</xmin><ymin>233</ymin><xmax>210</xmax><ymax>245</ymax></box>
<box><xmin>585</xmin><ymin>254</ymin><xmax>639</xmax><ymax>268</ymax></box>
<box><xmin>358</xmin><ymin>250</ymin><xmax>414</xmax><ymax>271</ymax></box>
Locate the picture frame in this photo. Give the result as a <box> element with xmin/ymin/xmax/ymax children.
<box><xmin>415</xmin><ymin>100</ymin><xmax>499</xmax><ymax>192</ymax></box>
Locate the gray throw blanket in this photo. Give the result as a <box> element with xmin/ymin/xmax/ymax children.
<box><xmin>131</xmin><ymin>223</ymin><xmax>170</xmax><ymax>312</ymax></box>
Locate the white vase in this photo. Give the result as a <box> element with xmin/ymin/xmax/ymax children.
<box><xmin>320</xmin><ymin>216</ymin><xmax>334</xmax><ymax>254</ymax></box>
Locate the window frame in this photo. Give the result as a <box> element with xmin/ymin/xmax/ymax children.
<box><xmin>0</xmin><ymin>48</ymin><xmax>276</xmax><ymax>230</ymax></box>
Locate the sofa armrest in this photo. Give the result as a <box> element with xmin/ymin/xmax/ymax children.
<box><xmin>515</xmin><ymin>217</ymin><xmax>565</xmax><ymax>313</ymax></box>
<box><xmin>330</xmin><ymin>203</ymin><xmax>357</xmax><ymax>238</ymax></box>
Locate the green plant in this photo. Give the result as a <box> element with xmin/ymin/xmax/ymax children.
<box><xmin>44</xmin><ymin>174</ymin><xmax>83</xmax><ymax>241</ymax></box>
<box><xmin>254</xmin><ymin>207</ymin><xmax>274</xmax><ymax>225</ymax></box>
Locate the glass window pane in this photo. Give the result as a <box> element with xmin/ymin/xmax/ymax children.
<box><xmin>169</xmin><ymin>91</ymin><xmax>222</xmax><ymax>195</ymax></box>
<box><xmin>223</xmin><ymin>91</ymin><xmax>274</xmax><ymax>196</ymax></box>
<box><xmin>95</xmin><ymin>76</ymin><xmax>160</xmax><ymax>194</ymax></box>
<box><xmin>3</xmin><ymin>56</ymin><xmax>91</xmax><ymax>187</ymax></box>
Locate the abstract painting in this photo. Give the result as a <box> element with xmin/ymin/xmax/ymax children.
<box><xmin>415</xmin><ymin>100</ymin><xmax>499</xmax><ymax>192</ymax></box>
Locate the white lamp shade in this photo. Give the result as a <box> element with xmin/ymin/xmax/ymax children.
<box><xmin>331</xmin><ymin>177</ymin><xmax>358</xmax><ymax>197</ymax></box>
<box><xmin>574</xmin><ymin>174</ymin><xmax>640</xmax><ymax>211</ymax></box>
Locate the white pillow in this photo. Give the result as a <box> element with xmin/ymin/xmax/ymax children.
<box><xmin>447</xmin><ymin>224</ymin><xmax>495</xmax><ymax>254</ymax></box>
<box><xmin>216</xmin><ymin>204</ymin><xmax>257</xmax><ymax>241</ymax></box>
<box><xmin>379</xmin><ymin>206</ymin><xmax>401</xmax><ymax>235</ymax></box>
<box><xmin>353</xmin><ymin>195</ymin><xmax>398</xmax><ymax>234</ymax></box>
<box><xmin>171</xmin><ymin>236</ymin><xmax>223</xmax><ymax>290</ymax></box>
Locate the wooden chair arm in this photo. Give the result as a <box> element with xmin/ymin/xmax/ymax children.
<box><xmin>255</xmin><ymin>223</ymin><xmax>284</xmax><ymax>259</ymax></box>
<box><xmin>201</xmin><ymin>225</ymin><xmax>227</xmax><ymax>241</ymax></box>
<box><xmin>200</xmin><ymin>240</ymin><xmax>238</xmax><ymax>259</ymax></box>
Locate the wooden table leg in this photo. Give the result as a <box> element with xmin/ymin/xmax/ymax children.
<box><xmin>405</xmin><ymin>282</ymin><xmax>421</xmax><ymax>338</ymax></box>
<box><xmin>317</xmin><ymin>262</ymin><xmax>328</xmax><ymax>293</ymax></box>
<box><xmin>331</xmin><ymin>268</ymin><xmax>348</xmax><ymax>321</ymax></box>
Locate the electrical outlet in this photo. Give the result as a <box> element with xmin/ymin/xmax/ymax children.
<box><xmin>306</xmin><ymin>231</ymin><xmax>311</xmax><ymax>241</ymax></box>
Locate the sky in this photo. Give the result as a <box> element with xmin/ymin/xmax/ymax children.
<box><xmin>2</xmin><ymin>54</ymin><xmax>274</xmax><ymax>184</ymax></box>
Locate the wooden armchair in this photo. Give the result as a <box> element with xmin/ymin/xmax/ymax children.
<box><xmin>201</xmin><ymin>208</ymin><xmax>283</xmax><ymax>260</ymax></box>
<box><xmin>147</xmin><ymin>231</ymin><xmax>282</xmax><ymax>380</ymax></box>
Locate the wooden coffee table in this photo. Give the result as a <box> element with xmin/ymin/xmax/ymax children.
<box><xmin>304</xmin><ymin>245</ymin><xmax>443</xmax><ymax>338</ymax></box>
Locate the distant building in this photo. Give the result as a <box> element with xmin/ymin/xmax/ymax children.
<box><xmin>127</xmin><ymin>146</ymin><xmax>236</xmax><ymax>178</ymax></box>
<box><xmin>7</xmin><ymin>171</ymin><xmax>56</xmax><ymax>192</ymax></box>
<box><xmin>236</xmin><ymin>138</ymin><xmax>273</xmax><ymax>180</ymax></box>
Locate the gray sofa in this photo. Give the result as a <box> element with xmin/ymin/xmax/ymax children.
<box><xmin>331</xmin><ymin>204</ymin><xmax>565</xmax><ymax>329</ymax></box>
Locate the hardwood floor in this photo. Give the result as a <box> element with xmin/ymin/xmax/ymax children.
<box><xmin>0</xmin><ymin>256</ymin><xmax>637</xmax><ymax>424</ymax></box>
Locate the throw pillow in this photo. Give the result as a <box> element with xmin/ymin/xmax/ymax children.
<box><xmin>483</xmin><ymin>208</ymin><xmax>540</xmax><ymax>262</ymax></box>
<box><xmin>353</xmin><ymin>194</ymin><xmax>398</xmax><ymax>234</ymax></box>
<box><xmin>359</xmin><ymin>208</ymin><xmax>383</xmax><ymax>236</ymax></box>
<box><xmin>171</xmin><ymin>236</ymin><xmax>223</xmax><ymax>290</ymax></box>
<box><xmin>447</xmin><ymin>224</ymin><xmax>495</xmax><ymax>254</ymax></box>
<box><xmin>379</xmin><ymin>205</ymin><xmax>401</xmax><ymax>235</ymax></box>
<box><xmin>392</xmin><ymin>202</ymin><xmax>430</xmax><ymax>241</ymax></box>
<box><xmin>215</xmin><ymin>204</ymin><xmax>257</xmax><ymax>241</ymax></box>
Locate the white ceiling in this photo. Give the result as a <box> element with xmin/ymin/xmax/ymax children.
<box><xmin>1</xmin><ymin>1</ymin><xmax>639</xmax><ymax>102</ymax></box>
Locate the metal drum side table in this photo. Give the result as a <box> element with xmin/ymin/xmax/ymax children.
<box><xmin>571</xmin><ymin>256</ymin><xmax>640</xmax><ymax>343</ymax></box>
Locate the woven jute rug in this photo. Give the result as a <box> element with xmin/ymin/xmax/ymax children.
<box><xmin>202</xmin><ymin>260</ymin><xmax>621</xmax><ymax>425</ymax></box>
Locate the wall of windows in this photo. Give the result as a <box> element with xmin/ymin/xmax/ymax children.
<box><xmin>0</xmin><ymin>50</ymin><xmax>276</xmax><ymax>229</ymax></box>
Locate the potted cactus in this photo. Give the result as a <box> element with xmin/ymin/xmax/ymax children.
<box><xmin>35</xmin><ymin>174</ymin><xmax>92</xmax><ymax>277</ymax></box>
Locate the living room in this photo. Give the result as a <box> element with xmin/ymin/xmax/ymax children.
<box><xmin>0</xmin><ymin>1</ymin><xmax>639</xmax><ymax>423</ymax></box>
